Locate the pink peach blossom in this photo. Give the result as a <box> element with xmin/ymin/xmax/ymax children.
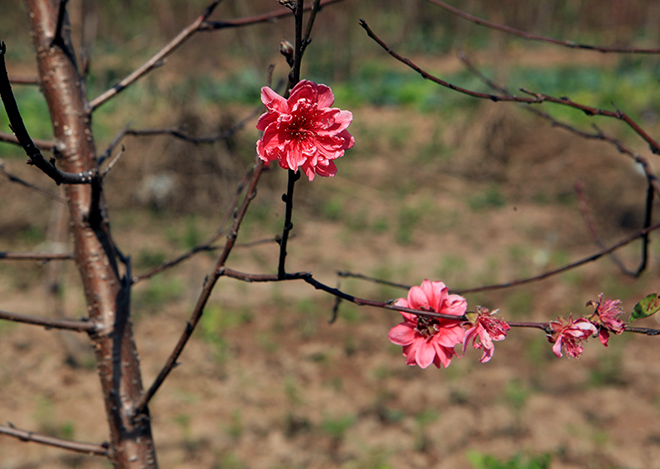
<box><xmin>547</xmin><ymin>315</ymin><xmax>597</xmax><ymax>358</ymax></box>
<box><xmin>388</xmin><ymin>280</ymin><xmax>467</xmax><ymax>369</ymax></box>
<box><xmin>463</xmin><ymin>307</ymin><xmax>510</xmax><ymax>363</ymax></box>
<box><xmin>587</xmin><ymin>293</ymin><xmax>625</xmax><ymax>347</ymax></box>
<box><xmin>256</xmin><ymin>80</ymin><xmax>354</xmax><ymax>181</ymax></box>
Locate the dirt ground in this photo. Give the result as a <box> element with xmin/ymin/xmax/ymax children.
<box><xmin>1</xmin><ymin>94</ymin><xmax>660</xmax><ymax>469</ymax></box>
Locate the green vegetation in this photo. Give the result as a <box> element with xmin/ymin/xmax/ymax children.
<box><xmin>467</xmin><ymin>451</ymin><xmax>552</xmax><ymax>469</ymax></box>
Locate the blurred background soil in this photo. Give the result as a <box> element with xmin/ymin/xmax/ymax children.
<box><xmin>1</xmin><ymin>1</ymin><xmax>660</xmax><ymax>468</ymax></box>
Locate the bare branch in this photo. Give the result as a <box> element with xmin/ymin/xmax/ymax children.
<box><xmin>88</xmin><ymin>2</ymin><xmax>218</xmax><ymax>111</ymax></box>
<box><xmin>576</xmin><ymin>181</ymin><xmax>653</xmax><ymax>277</ymax></box>
<box><xmin>220</xmin><ymin>267</ymin><xmax>468</xmax><ymax>320</ymax></box>
<box><xmin>454</xmin><ymin>220</ymin><xmax>660</xmax><ymax>295</ymax></box>
<box><xmin>132</xmin><ymin>163</ymin><xmax>256</xmax><ymax>284</ymax></box>
<box><xmin>0</xmin><ymin>131</ymin><xmax>56</xmax><ymax>151</ymax></box>
<box><xmin>0</xmin><ymin>251</ymin><xmax>72</xmax><ymax>260</ymax></box>
<box><xmin>359</xmin><ymin>21</ymin><xmax>660</xmax><ymax>155</ymax></box>
<box><xmin>7</xmin><ymin>76</ymin><xmax>39</xmax><ymax>85</ymax></box>
<box><xmin>90</xmin><ymin>0</ymin><xmax>343</xmax><ymax>111</ymax></box>
<box><xmin>0</xmin><ymin>308</ymin><xmax>95</xmax><ymax>332</ymax></box>
<box><xmin>426</xmin><ymin>0</ymin><xmax>660</xmax><ymax>54</ymax></box>
<box><xmin>135</xmin><ymin>159</ymin><xmax>266</xmax><ymax>415</ymax></box>
<box><xmin>0</xmin><ymin>160</ymin><xmax>67</xmax><ymax>202</ymax></box>
<box><xmin>0</xmin><ymin>423</ymin><xmax>108</xmax><ymax>456</ymax></box>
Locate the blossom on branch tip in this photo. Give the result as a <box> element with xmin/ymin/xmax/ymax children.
<box><xmin>388</xmin><ymin>280</ymin><xmax>467</xmax><ymax>369</ymax></box>
<box><xmin>463</xmin><ymin>307</ymin><xmax>510</xmax><ymax>363</ymax></box>
<box><xmin>587</xmin><ymin>293</ymin><xmax>626</xmax><ymax>347</ymax></box>
<box><xmin>256</xmin><ymin>80</ymin><xmax>354</xmax><ymax>181</ymax></box>
<box><xmin>547</xmin><ymin>315</ymin><xmax>597</xmax><ymax>358</ymax></box>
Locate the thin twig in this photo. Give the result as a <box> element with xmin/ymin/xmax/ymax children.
<box><xmin>0</xmin><ymin>308</ymin><xmax>95</xmax><ymax>332</ymax></box>
<box><xmin>88</xmin><ymin>1</ymin><xmax>222</xmax><ymax>111</ymax></box>
<box><xmin>132</xmin><ymin>164</ymin><xmax>255</xmax><ymax>284</ymax></box>
<box><xmin>200</xmin><ymin>0</ymin><xmax>344</xmax><ymax>31</ymax></box>
<box><xmin>426</xmin><ymin>0</ymin><xmax>660</xmax><ymax>54</ymax></box>
<box><xmin>0</xmin><ymin>131</ymin><xmax>57</xmax><ymax>151</ymax></box>
<box><xmin>0</xmin><ymin>251</ymin><xmax>72</xmax><ymax>260</ymax></box>
<box><xmin>301</xmin><ymin>0</ymin><xmax>322</xmax><ymax>53</ymax></box>
<box><xmin>90</xmin><ymin>0</ymin><xmax>344</xmax><ymax>111</ymax></box>
<box><xmin>453</xmin><ymin>220</ymin><xmax>660</xmax><ymax>295</ymax></box>
<box><xmin>7</xmin><ymin>76</ymin><xmax>39</xmax><ymax>85</ymax></box>
<box><xmin>134</xmin><ymin>159</ymin><xmax>265</xmax><ymax>415</ymax></box>
<box><xmin>0</xmin><ymin>160</ymin><xmax>67</xmax><ymax>202</ymax></box>
<box><xmin>98</xmin><ymin>105</ymin><xmax>261</xmax><ymax>168</ymax></box>
<box><xmin>0</xmin><ymin>423</ymin><xmax>108</xmax><ymax>456</ymax></box>
<box><xmin>359</xmin><ymin>21</ymin><xmax>660</xmax><ymax>155</ymax></box>
<box><xmin>575</xmin><ymin>181</ymin><xmax>652</xmax><ymax>277</ymax></box>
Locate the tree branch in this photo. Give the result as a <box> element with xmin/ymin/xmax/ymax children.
<box><xmin>0</xmin><ymin>423</ymin><xmax>108</xmax><ymax>456</ymax></box>
<box><xmin>90</xmin><ymin>0</ymin><xmax>344</xmax><ymax>111</ymax></box>
<box><xmin>0</xmin><ymin>251</ymin><xmax>72</xmax><ymax>261</ymax></box>
<box><xmin>0</xmin><ymin>308</ymin><xmax>95</xmax><ymax>332</ymax></box>
<box><xmin>0</xmin><ymin>160</ymin><xmax>67</xmax><ymax>202</ymax></box>
<box><xmin>359</xmin><ymin>20</ymin><xmax>660</xmax><ymax>155</ymax></box>
<box><xmin>453</xmin><ymin>220</ymin><xmax>660</xmax><ymax>295</ymax></box>
<box><xmin>135</xmin><ymin>159</ymin><xmax>265</xmax><ymax>415</ymax></box>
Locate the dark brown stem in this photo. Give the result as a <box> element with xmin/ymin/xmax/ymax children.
<box><xmin>0</xmin><ymin>423</ymin><xmax>108</xmax><ymax>456</ymax></box>
<box><xmin>359</xmin><ymin>20</ymin><xmax>660</xmax><ymax>155</ymax></box>
<box><xmin>277</xmin><ymin>169</ymin><xmax>300</xmax><ymax>279</ymax></box>
<box><xmin>426</xmin><ymin>0</ymin><xmax>660</xmax><ymax>54</ymax></box>
<box><xmin>220</xmin><ymin>268</ymin><xmax>467</xmax><ymax>321</ymax></box>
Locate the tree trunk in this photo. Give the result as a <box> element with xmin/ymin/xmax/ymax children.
<box><xmin>24</xmin><ymin>1</ymin><xmax>157</xmax><ymax>466</ymax></box>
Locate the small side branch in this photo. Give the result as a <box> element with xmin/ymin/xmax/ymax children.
<box><xmin>135</xmin><ymin>159</ymin><xmax>265</xmax><ymax>415</ymax></box>
<box><xmin>0</xmin><ymin>131</ymin><xmax>56</xmax><ymax>151</ymax></box>
<box><xmin>454</xmin><ymin>220</ymin><xmax>660</xmax><ymax>295</ymax></box>
<box><xmin>7</xmin><ymin>76</ymin><xmax>39</xmax><ymax>85</ymax></box>
<box><xmin>88</xmin><ymin>1</ymin><xmax>221</xmax><ymax>111</ymax></box>
<box><xmin>221</xmin><ymin>268</ymin><xmax>467</xmax><ymax>321</ymax></box>
<box><xmin>0</xmin><ymin>160</ymin><xmax>67</xmax><ymax>202</ymax></box>
<box><xmin>0</xmin><ymin>423</ymin><xmax>108</xmax><ymax>456</ymax></box>
<box><xmin>0</xmin><ymin>308</ymin><xmax>95</xmax><ymax>332</ymax></box>
<box><xmin>0</xmin><ymin>251</ymin><xmax>72</xmax><ymax>261</ymax></box>
<box><xmin>426</xmin><ymin>0</ymin><xmax>660</xmax><ymax>54</ymax></box>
